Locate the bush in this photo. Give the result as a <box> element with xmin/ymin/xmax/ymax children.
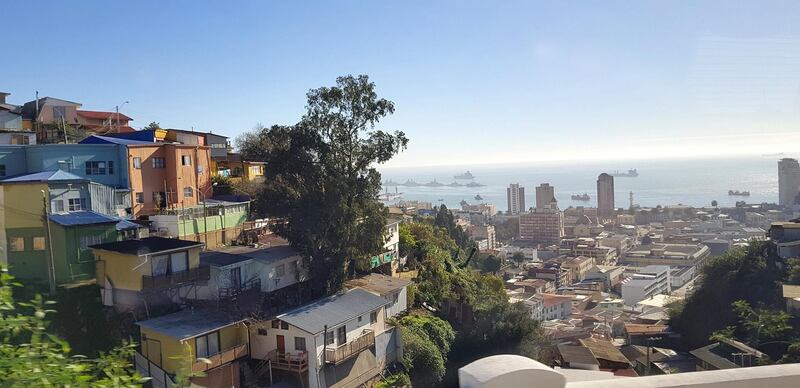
<box><xmin>400</xmin><ymin>326</ymin><xmax>446</xmax><ymax>386</ymax></box>
<box><xmin>376</xmin><ymin>372</ymin><xmax>411</xmax><ymax>388</ymax></box>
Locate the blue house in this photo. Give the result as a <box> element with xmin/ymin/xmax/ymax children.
<box><xmin>0</xmin><ymin>144</ymin><xmax>130</xmax><ymax>188</ymax></box>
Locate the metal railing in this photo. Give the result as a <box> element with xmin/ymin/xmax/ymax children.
<box><xmin>324</xmin><ymin>329</ymin><xmax>375</xmax><ymax>364</ymax></box>
<box><xmin>218</xmin><ymin>277</ymin><xmax>261</xmax><ymax>299</ymax></box>
<box><xmin>192</xmin><ymin>343</ymin><xmax>248</xmax><ymax>372</ymax></box>
<box><xmin>142</xmin><ymin>266</ymin><xmax>211</xmax><ymax>291</ymax></box>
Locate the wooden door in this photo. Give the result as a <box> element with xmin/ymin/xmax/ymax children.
<box><xmin>277</xmin><ymin>335</ymin><xmax>285</xmax><ymax>354</ymax></box>
<box><xmin>231</xmin><ymin>267</ymin><xmax>242</xmax><ymax>289</ymax></box>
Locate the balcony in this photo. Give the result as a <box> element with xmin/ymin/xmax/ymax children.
<box><xmin>192</xmin><ymin>343</ymin><xmax>248</xmax><ymax>372</ymax></box>
<box><xmin>142</xmin><ymin>266</ymin><xmax>211</xmax><ymax>291</ymax></box>
<box><xmin>324</xmin><ymin>329</ymin><xmax>375</xmax><ymax>365</ymax></box>
<box><xmin>266</xmin><ymin>350</ymin><xmax>309</xmax><ymax>372</ymax></box>
<box><xmin>219</xmin><ymin>277</ymin><xmax>261</xmax><ymax>299</ymax></box>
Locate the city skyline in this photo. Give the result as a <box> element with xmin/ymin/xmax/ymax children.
<box><xmin>3</xmin><ymin>1</ymin><xmax>800</xmax><ymax>167</ymax></box>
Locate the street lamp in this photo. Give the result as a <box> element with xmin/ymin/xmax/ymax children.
<box><xmin>115</xmin><ymin>101</ymin><xmax>129</xmax><ymax>132</ymax></box>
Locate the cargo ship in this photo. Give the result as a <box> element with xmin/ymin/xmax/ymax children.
<box><xmin>454</xmin><ymin>171</ymin><xmax>475</xmax><ymax>180</ymax></box>
<box><xmin>571</xmin><ymin>193</ymin><xmax>591</xmax><ymax>201</ymax></box>
<box><xmin>609</xmin><ymin>169</ymin><xmax>638</xmax><ymax>177</ymax></box>
<box><xmin>466</xmin><ymin>181</ymin><xmax>485</xmax><ymax>187</ymax></box>
<box><xmin>728</xmin><ymin>190</ymin><xmax>750</xmax><ymax>196</ymax></box>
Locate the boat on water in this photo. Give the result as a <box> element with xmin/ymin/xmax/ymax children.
<box><xmin>571</xmin><ymin>193</ymin><xmax>591</xmax><ymax>201</ymax></box>
<box><xmin>465</xmin><ymin>181</ymin><xmax>485</xmax><ymax>187</ymax></box>
<box><xmin>474</xmin><ymin>194</ymin><xmax>483</xmax><ymax>201</ymax></box>
<box><xmin>437</xmin><ymin>198</ymin><xmax>444</xmax><ymax>201</ymax></box>
<box><xmin>383</xmin><ymin>179</ymin><xmax>398</xmax><ymax>186</ymax></box>
<box><xmin>402</xmin><ymin>179</ymin><xmax>419</xmax><ymax>187</ymax></box>
<box><xmin>423</xmin><ymin>179</ymin><xmax>444</xmax><ymax>187</ymax></box>
<box><xmin>609</xmin><ymin>169</ymin><xmax>639</xmax><ymax>177</ymax></box>
<box><xmin>448</xmin><ymin>181</ymin><xmax>464</xmax><ymax>187</ymax></box>
<box><xmin>454</xmin><ymin>171</ymin><xmax>475</xmax><ymax>180</ymax></box>
<box><xmin>459</xmin><ymin>199</ymin><xmax>469</xmax><ymax>207</ymax></box>
<box><xmin>728</xmin><ymin>190</ymin><xmax>750</xmax><ymax>196</ymax></box>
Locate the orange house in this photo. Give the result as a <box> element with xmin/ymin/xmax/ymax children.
<box><xmin>126</xmin><ymin>143</ymin><xmax>212</xmax><ymax>217</ymax></box>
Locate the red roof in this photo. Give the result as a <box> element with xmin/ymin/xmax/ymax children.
<box><xmin>542</xmin><ymin>294</ymin><xmax>574</xmax><ymax>308</ymax></box>
<box><xmin>77</xmin><ymin>110</ymin><xmax>132</xmax><ymax>121</ymax></box>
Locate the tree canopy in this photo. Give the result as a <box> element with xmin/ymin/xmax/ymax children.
<box><xmin>0</xmin><ymin>267</ymin><xmax>143</xmax><ymax>386</ymax></box>
<box><xmin>240</xmin><ymin>75</ymin><xmax>407</xmax><ymax>295</ymax></box>
<box><xmin>670</xmin><ymin>242</ymin><xmax>799</xmax><ymax>360</ymax></box>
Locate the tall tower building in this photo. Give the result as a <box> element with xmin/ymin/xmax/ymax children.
<box><xmin>779</xmin><ymin>158</ymin><xmax>800</xmax><ymax>207</ymax></box>
<box><xmin>536</xmin><ymin>183</ymin><xmax>556</xmax><ymax>209</ymax></box>
<box><xmin>597</xmin><ymin>173</ymin><xmax>615</xmax><ymax>218</ymax></box>
<box><xmin>519</xmin><ymin>197</ymin><xmax>563</xmax><ymax>245</ymax></box>
<box><xmin>507</xmin><ymin>183</ymin><xmax>526</xmax><ymax>215</ymax></box>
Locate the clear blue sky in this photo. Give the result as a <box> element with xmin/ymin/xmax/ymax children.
<box><xmin>4</xmin><ymin>1</ymin><xmax>800</xmax><ymax>167</ymax></box>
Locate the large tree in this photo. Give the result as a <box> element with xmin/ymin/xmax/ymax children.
<box><xmin>244</xmin><ymin>75</ymin><xmax>407</xmax><ymax>295</ymax></box>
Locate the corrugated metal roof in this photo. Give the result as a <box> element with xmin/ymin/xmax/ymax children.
<box><xmin>48</xmin><ymin>211</ymin><xmax>118</xmax><ymax>226</ymax></box>
<box><xmin>90</xmin><ymin>236</ymin><xmax>204</xmax><ymax>256</ymax></box>
<box><xmin>79</xmin><ymin>135</ymin><xmax>153</xmax><ymax>145</ymax></box>
<box><xmin>278</xmin><ymin>288</ymin><xmax>389</xmax><ymax>334</ymax></box>
<box><xmin>115</xmin><ymin>219</ymin><xmax>141</xmax><ymax>231</ymax></box>
<box><xmin>136</xmin><ymin>309</ymin><xmax>244</xmax><ymax>340</ymax></box>
<box><xmin>0</xmin><ymin>170</ymin><xmax>87</xmax><ymax>183</ymax></box>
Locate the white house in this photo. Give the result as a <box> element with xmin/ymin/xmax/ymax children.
<box><xmin>345</xmin><ymin>273</ymin><xmax>411</xmax><ymax>318</ymax></box>
<box><xmin>197</xmin><ymin>244</ymin><xmax>308</xmax><ymax>302</ymax></box>
<box><xmin>249</xmin><ymin>288</ymin><xmax>401</xmax><ymax>388</ymax></box>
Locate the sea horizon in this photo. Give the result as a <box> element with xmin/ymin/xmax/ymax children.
<box><xmin>378</xmin><ymin>154</ymin><xmax>790</xmax><ymax>210</ymax></box>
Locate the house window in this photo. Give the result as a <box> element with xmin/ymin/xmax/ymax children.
<box><xmin>132</xmin><ymin>157</ymin><xmax>142</xmax><ymax>169</ymax></box>
<box><xmin>85</xmin><ymin>161</ymin><xmax>106</xmax><ymax>175</ymax></box>
<box><xmin>258</xmin><ymin>328</ymin><xmax>268</xmax><ymax>336</ymax></box>
<box><xmin>108</xmin><ymin>161</ymin><xmax>114</xmax><ymax>174</ymax></box>
<box><xmin>68</xmin><ymin>198</ymin><xmax>87</xmax><ymax>211</ymax></box>
<box><xmin>0</xmin><ymin>165</ymin><xmax>5</xmax><ymax>176</ymax></box>
<box><xmin>135</xmin><ymin>192</ymin><xmax>144</xmax><ymax>204</ymax></box>
<box><xmin>276</xmin><ymin>264</ymin><xmax>285</xmax><ymax>277</ymax></box>
<box><xmin>370</xmin><ymin>311</ymin><xmax>378</xmax><ymax>324</ymax></box>
<box><xmin>52</xmin><ymin>106</ymin><xmax>66</xmax><ymax>119</ymax></box>
<box><xmin>183</xmin><ymin>187</ymin><xmax>193</xmax><ymax>198</ymax></box>
<box><xmin>9</xmin><ymin>237</ymin><xmax>24</xmax><ymax>251</ymax></box>
<box><xmin>336</xmin><ymin>326</ymin><xmax>347</xmax><ymax>345</ymax></box>
<box><xmin>281</xmin><ymin>321</ymin><xmax>289</xmax><ymax>330</ymax></box>
<box><xmin>33</xmin><ymin>237</ymin><xmax>45</xmax><ymax>251</ymax></box>
<box><xmin>181</xmin><ymin>155</ymin><xmax>192</xmax><ymax>166</ymax></box>
<box><xmin>195</xmin><ymin>331</ymin><xmax>220</xmax><ymax>358</ymax></box>
<box><xmin>79</xmin><ymin>235</ymin><xmax>103</xmax><ymax>250</ymax></box>
<box><xmin>153</xmin><ymin>192</ymin><xmax>166</xmax><ymax>208</ymax></box>
<box><xmin>10</xmin><ymin>134</ymin><xmax>29</xmax><ymax>145</ymax></box>
<box><xmin>152</xmin><ymin>157</ymin><xmax>166</xmax><ymax>168</ymax></box>
<box><xmin>325</xmin><ymin>331</ymin><xmax>335</xmax><ymax>346</ymax></box>
<box><xmin>271</xmin><ymin>320</ymin><xmax>280</xmax><ymax>329</ymax></box>
<box><xmin>294</xmin><ymin>337</ymin><xmax>306</xmax><ymax>352</ymax></box>
<box><xmin>53</xmin><ymin>200</ymin><xmax>64</xmax><ymax>213</ymax></box>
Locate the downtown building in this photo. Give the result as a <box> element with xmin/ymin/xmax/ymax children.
<box><xmin>778</xmin><ymin>158</ymin><xmax>800</xmax><ymax>207</ymax></box>
<box><xmin>507</xmin><ymin>183</ymin><xmax>526</xmax><ymax>215</ymax></box>
<box><xmin>519</xmin><ymin>186</ymin><xmax>563</xmax><ymax>245</ymax></box>
<box><xmin>597</xmin><ymin>173</ymin><xmax>615</xmax><ymax>219</ymax></box>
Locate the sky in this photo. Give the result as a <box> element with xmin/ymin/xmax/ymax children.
<box><xmin>4</xmin><ymin>1</ymin><xmax>800</xmax><ymax>168</ymax></box>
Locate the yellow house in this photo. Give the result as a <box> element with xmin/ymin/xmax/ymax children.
<box><xmin>136</xmin><ymin>309</ymin><xmax>249</xmax><ymax>388</ymax></box>
<box><xmin>92</xmin><ymin>237</ymin><xmax>208</xmax><ymax>312</ymax></box>
<box><xmin>212</xmin><ymin>152</ymin><xmax>266</xmax><ymax>182</ymax></box>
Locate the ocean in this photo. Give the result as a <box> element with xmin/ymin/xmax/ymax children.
<box><xmin>378</xmin><ymin>156</ymin><xmax>784</xmax><ymax>210</ymax></box>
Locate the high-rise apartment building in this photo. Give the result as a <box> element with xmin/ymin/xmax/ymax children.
<box><xmin>536</xmin><ymin>183</ymin><xmax>555</xmax><ymax>209</ymax></box>
<box><xmin>779</xmin><ymin>158</ymin><xmax>800</xmax><ymax>207</ymax></box>
<box><xmin>597</xmin><ymin>173</ymin><xmax>615</xmax><ymax>218</ymax></box>
<box><xmin>507</xmin><ymin>183</ymin><xmax>526</xmax><ymax>215</ymax></box>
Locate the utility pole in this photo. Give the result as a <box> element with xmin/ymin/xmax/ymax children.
<box><xmin>42</xmin><ymin>190</ymin><xmax>56</xmax><ymax>294</ymax></box>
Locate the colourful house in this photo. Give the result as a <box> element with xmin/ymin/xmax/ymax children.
<box><xmin>0</xmin><ymin>170</ymin><xmax>131</xmax><ymax>289</ymax></box>
<box><xmin>135</xmin><ymin>309</ymin><xmax>249</xmax><ymax>388</ymax></box>
<box><xmin>80</xmin><ymin>135</ymin><xmax>212</xmax><ymax>217</ymax></box>
<box><xmin>148</xmin><ymin>199</ymin><xmax>250</xmax><ymax>249</ymax></box>
<box><xmin>92</xmin><ymin>237</ymin><xmax>209</xmax><ymax>312</ymax></box>
<box><xmin>213</xmin><ymin>152</ymin><xmax>265</xmax><ymax>182</ymax></box>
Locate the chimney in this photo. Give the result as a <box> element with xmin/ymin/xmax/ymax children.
<box><xmin>0</xmin><ymin>92</ymin><xmax>8</xmax><ymax>104</ymax></box>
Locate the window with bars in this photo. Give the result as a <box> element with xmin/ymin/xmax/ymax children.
<box><xmin>152</xmin><ymin>157</ymin><xmax>166</xmax><ymax>168</ymax></box>
<box><xmin>183</xmin><ymin>187</ymin><xmax>193</xmax><ymax>198</ymax></box>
